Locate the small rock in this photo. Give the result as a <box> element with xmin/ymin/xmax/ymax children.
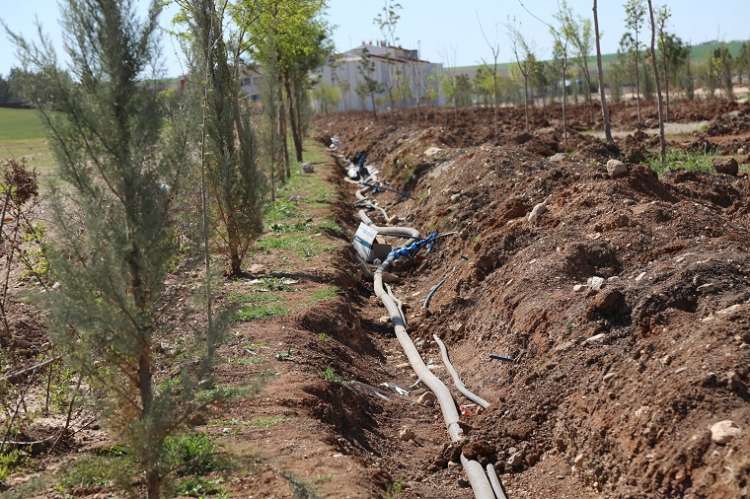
<box><xmin>417</xmin><ymin>391</ymin><xmax>436</xmax><ymax>407</ymax></box>
<box><xmin>549</xmin><ymin>152</ymin><xmax>567</xmax><ymax>163</ymax></box>
<box><xmin>424</xmin><ymin>146</ymin><xmax>442</xmax><ymax>157</ymax></box>
<box><xmin>607</xmin><ymin>159</ymin><xmax>629</xmax><ymax>178</ymax></box>
<box><xmin>635</xmin><ymin>272</ymin><xmax>647</xmax><ymax>282</ymax></box>
<box><xmin>301</xmin><ymin>162</ymin><xmax>315</xmax><ymax>173</ymax></box>
<box><xmin>507</xmin><ymin>450</ymin><xmax>525</xmax><ymax>469</ymax></box>
<box><xmin>716</xmin><ymin>304</ymin><xmax>743</xmax><ymax>318</ymax></box>
<box><xmin>587</xmin><ymin>289</ymin><xmax>627</xmax><ymax>320</ymax></box>
<box><xmin>450</xmin><ymin>193</ymin><xmax>461</xmax><ymax>202</ymax></box>
<box><xmin>573</xmin><ymin>284</ymin><xmax>586</xmax><ymax>292</ymax></box>
<box><xmin>462</xmin><ymin>440</ymin><xmax>495</xmax><ymax>460</ymax></box>
<box><xmin>713</xmin><ymin>158</ymin><xmax>739</xmax><ymax>176</ymax></box>
<box><xmin>709</xmin><ymin>420</ymin><xmax>741</xmax><ymax>445</ymax></box>
<box><xmin>587</xmin><ymin>276</ymin><xmax>606</xmax><ymax>291</ymax></box>
<box><xmin>249</xmin><ymin>263</ymin><xmax>266</xmax><ymax>274</ymax></box>
<box><xmin>528</xmin><ymin>202</ymin><xmax>548</xmax><ymax>223</ymax></box>
<box><xmin>584</xmin><ymin>333</ymin><xmax>606</xmax><ymax>345</ymax></box>
<box><xmin>449</xmin><ymin>322</ymin><xmax>464</xmax><ymax>333</ymax></box>
<box><xmin>399</xmin><ymin>427</ymin><xmax>416</xmax><ymax>442</ymax></box>
<box><xmin>378</xmin><ymin>315</ymin><xmax>390</xmax><ymax>325</ymax></box>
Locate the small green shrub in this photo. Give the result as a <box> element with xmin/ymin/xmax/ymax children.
<box><xmin>308</xmin><ymin>285</ymin><xmax>340</xmax><ymax>303</ymax></box>
<box><xmin>282</xmin><ymin>471</ymin><xmax>321</xmax><ymax>499</ymax></box>
<box><xmin>248</xmin><ymin>416</ymin><xmax>286</xmax><ymax>429</ymax></box>
<box><xmin>0</xmin><ymin>451</ymin><xmax>24</xmax><ymax>483</ymax></box>
<box><xmin>164</xmin><ymin>433</ymin><xmax>225</xmax><ymax>477</ymax></box>
<box><xmin>321</xmin><ymin>367</ymin><xmax>343</xmax><ymax>384</ymax></box>
<box><xmin>234</xmin><ymin>303</ymin><xmax>289</xmax><ymax>322</ymax></box>
<box><xmin>384</xmin><ymin>479</ymin><xmax>406</xmax><ymax>498</ymax></box>
<box><xmin>255</xmin><ymin>233</ymin><xmax>333</xmax><ymax>259</ymax></box>
<box><xmin>648</xmin><ymin>150</ymin><xmax>714</xmax><ymax>176</ymax></box>
<box><xmin>174</xmin><ymin>476</ymin><xmax>226</xmax><ymax>497</ymax></box>
<box><xmin>57</xmin><ymin>455</ymin><xmax>120</xmax><ymax>493</ymax></box>
<box><xmin>230</xmin><ymin>291</ymin><xmax>283</xmax><ymax>304</ymax></box>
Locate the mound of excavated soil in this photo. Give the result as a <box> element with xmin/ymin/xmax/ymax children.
<box><xmin>318</xmin><ymin>107</ymin><xmax>750</xmax><ymax>498</ymax></box>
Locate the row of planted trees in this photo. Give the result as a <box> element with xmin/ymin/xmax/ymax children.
<box><xmin>2</xmin><ymin>0</ymin><xmax>328</xmax><ymax>497</ymax></box>
<box><xmin>438</xmin><ymin>1</ymin><xmax>748</xmax><ymax>121</ymax></box>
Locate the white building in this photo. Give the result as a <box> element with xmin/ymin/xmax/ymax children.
<box><xmin>316</xmin><ymin>42</ymin><xmax>444</xmax><ymax>112</ymax></box>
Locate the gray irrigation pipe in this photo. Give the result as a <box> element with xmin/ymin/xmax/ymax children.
<box><xmin>340</xmin><ymin>144</ymin><xmax>498</xmax><ymax>498</ymax></box>
<box><xmin>374</xmin><ymin>249</ymin><xmax>495</xmax><ymax>498</ymax></box>
<box><xmin>487</xmin><ymin>464</ymin><xmax>509</xmax><ymax>499</ymax></box>
<box><xmin>358</xmin><ymin>211</ymin><xmax>420</xmax><ymax>240</ymax></box>
<box><xmin>433</xmin><ymin>335</ymin><xmax>491</xmax><ymax>409</ymax></box>
<box><xmin>422</xmin><ymin>276</ymin><xmax>448</xmax><ymax>310</ymax></box>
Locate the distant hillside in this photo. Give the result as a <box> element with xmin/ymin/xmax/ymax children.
<box><xmin>447</xmin><ymin>39</ymin><xmax>748</xmax><ymax>77</ymax></box>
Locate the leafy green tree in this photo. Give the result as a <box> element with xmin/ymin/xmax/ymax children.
<box><xmin>659</xmin><ymin>33</ymin><xmax>689</xmax><ymax>101</ymax></box>
<box><xmin>737</xmin><ymin>42</ymin><xmax>750</xmax><ymax>85</ymax></box>
<box><xmin>313</xmin><ymin>82</ymin><xmax>342</xmax><ymax>114</ymax></box>
<box><xmin>236</xmin><ymin>0</ymin><xmax>331</xmax><ymax>162</ymax></box>
<box><xmin>473</xmin><ymin>64</ymin><xmax>495</xmax><ymax>106</ymax></box>
<box><xmin>357</xmin><ymin>47</ymin><xmax>384</xmax><ymax>117</ymax></box>
<box><xmin>550</xmin><ymin>24</ymin><xmax>570</xmax><ymax>142</ymax></box>
<box><xmin>556</xmin><ymin>1</ymin><xmax>595</xmax><ymax>122</ymax></box>
<box><xmin>711</xmin><ymin>44</ymin><xmax>734</xmax><ymax>101</ymax></box>
<box><xmin>646</xmin><ymin>0</ymin><xmax>666</xmax><ymax>165</ymax></box>
<box><xmin>624</xmin><ymin>0</ymin><xmax>646</xmax><ymax>122</ymax></box>
<box><xmin>178</xmin><ymin>0</ymin><xmax>265</xmax><ymax>277</ymax></box>
<box><xmin>0</xmin><ymin>74</ymin><xmax>9</xmax><ymax>105</ymax></box>
<box><xmin>507</xmin><ymin>20</ymin><xmax>535</xmax><ymax>131</ymax></box>
<box><xmin>374</xmin><ymin>0</ymin><xmax>402</xmax><ymax>46</ymax></box>
<box><xmin>656</xmin><ymin>5</ymin><xmax>672</xmax><ymax>119</ymax></box>
<box><xmin>593</xmin><ymin>0</ymin><xmax>613</xmax><ymax>145</ymax></box>
<box><xmin>6</xmin><ymin>1</ymin><xmax>223</xmax><ymax>497</ymax></box>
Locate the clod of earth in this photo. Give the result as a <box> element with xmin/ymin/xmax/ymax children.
<box><xmin>709</xmin><ymin>420</ymin><xmax>742</xmax><ymax>445</ymax></box>
<box><xmin>712</xmin><ymin>157</ymin><xmax>739</xmax><ymax>176</ymax></box>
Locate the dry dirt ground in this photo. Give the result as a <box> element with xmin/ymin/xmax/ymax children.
<box><xmin>2</xmin><ymin>100</ymin><xmax>749</xmax><ymax>498</ymax></box>
<box><xmin>313</xmin><ymin>100</ymin><xmax>750</xmax><ymax>498</ymax></box>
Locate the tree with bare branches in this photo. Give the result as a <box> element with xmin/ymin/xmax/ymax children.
<box><xmin>593</xmin><ymin>0</ymin><xmax>614</xmax><ymax>145</ymax></box>
<box><xmin>647</xmin><ymin>0</ymin><xmax>666</xmax><ymax>165</ymax></box>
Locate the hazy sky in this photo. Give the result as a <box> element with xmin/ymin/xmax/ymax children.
<box><xmin>1</xmin><ymin>0</ymin><xmax>748</xmax><ymax>76</ymax></box>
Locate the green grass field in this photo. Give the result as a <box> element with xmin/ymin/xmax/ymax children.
<box><xmin>0</xmin><ymin>107</ymin><xmax>47</xmax><ymax>141</ymax></box>
<box><xmin>0</xmin><ymin>107</ymin><xmax>55</xmax><ymax>175</ymax></box>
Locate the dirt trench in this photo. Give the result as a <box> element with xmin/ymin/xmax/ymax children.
<box><xmin>315</xmin><ymin>104</ymin><xmax>750</xmax><ymax>499</ymax></box>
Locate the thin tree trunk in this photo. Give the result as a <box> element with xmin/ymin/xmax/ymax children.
<box><xmin>278</xmin><ymin>86</ymin><xmax>290</xmax><ymax>180</ymax></box>
<box><xmin>593</xmin><ymin>0</ymin><xmax>614</xmax><ymax>145</ymax></box>
<box><xmin>523</xmin><ymin>76</ymin><xmax>530</xmax><ymax>131</ymax></box>
<box><xmin>647</xmin><ymin>0</ymin><xmax>666</xmax><ymax>166</ymax></box>
<box><xmin>562</xmin><ymin>59</ymin><xmax>568</xmax><ymax>144</ymax></box>
<box><xmin>284</xmin><ymin>76</ymin><xmax>304</xmax><ymax>162</ymax></box>
<box><xmin>635</xmin><ymin>37</ymin><xmax>642</xmax><ymax>123</ymax></box>
<box><xmin>661</xmin><ymin>31</ymin><xmax>670</xmax><ymax>121</ymax></box>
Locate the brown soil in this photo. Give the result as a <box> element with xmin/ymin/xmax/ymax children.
<box><xmin>314</xmin><ymin>100</ymin><xmax>750</xmax><ymax>498</ymax></box>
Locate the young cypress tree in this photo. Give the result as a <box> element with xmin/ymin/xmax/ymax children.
<box><xmin>178</xmin><ymin>0</ymin><xmax>265</xmax><ymax>277</ymax></box>
<box><xmin>6</xmin><ymin>1</ymin><xmax>222</xmax><ymax>496</ymax></box>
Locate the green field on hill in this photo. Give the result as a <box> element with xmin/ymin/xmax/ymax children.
<box><xmin>0</xmin><ymin>107</ymin><xmax>47</xmax><ymax>141</ymax></box>
<box><xmin>0</xmin><ymin>107</ymin><xmax>54</xmax><ymax>175</ymax></box>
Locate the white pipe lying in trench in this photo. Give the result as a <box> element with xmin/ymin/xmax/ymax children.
<box><xmin>486</xmin><ymin>463</ymin><xmax>509</xmax><ymax>499</ymax></box>
<box><xmin>339</xmin><ymin>146</ymin><xmax>500</xmax><ymax>498</ymax></box>
<box><xmin>374</xmin><ymin>256</ymin><xmax>495</xmax><ymax>498</ymax></box>
<box><xmin>357</xmin><ymin>211</ymin><xmax>420</xmax><ymax>240</ymax></box>
<box><xmin>434</xmin><ymin>335</ymin><xmax>491</xmax><ymax>409</ymax></box>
